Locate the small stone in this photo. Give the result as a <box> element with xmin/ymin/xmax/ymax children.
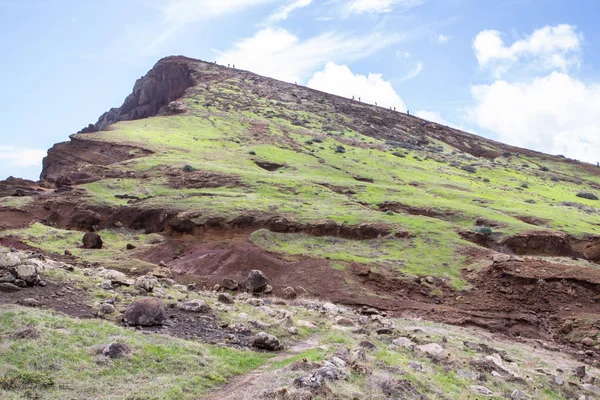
<box><xmin>212</xmin><ymin>284</ymin><xmax>221</xmax><ymax>292</ymax></box>
<box><xmin>19</xmin><ymin>298</ymin><xmax>41</xmax><ymax>307</ymax></box>
<box><xmin>288</xmin><ymin>327</ymin><xmax>298</xmax><ymax>335</ymax></box>
<box><xmin>376</xmin><ymin>327</ymin><xmax>393</xmax><ymax>335</ymax></box>
<box><xmin>13</xmin><ymin>279</ymin><xmax>27</xmax><ymax>288</ymax></box>
<box><xmin>99</xmin><ymin>303</ymin><xmax>115</xmax><ymax>314</ymax></box>
<box><xmin>295</xmin><ymin>286</ymin><xmax>309</xmax><ymax>297</ymax></box>
<box><xmin>392</xmin><ymin>337</ymin><xmax>415</xmax><ymax>350</ymax></box>
<box><xmin>100</xmin><ymin>280</ymin><xmax>113</xmax><ymax>290</ymax></box>
<box><xmin>173</xmin><ymin>284</ymin><xmax>187</xmax><ymax>292</ymax></box>
<box><xmin>150</xmin><ymin>267</ymin><xmax>171</xmax><ymax>279</ymax></box>
<box><xmin>424</xmin><ymin>276</ymin><xmax>434</xmax><ymax>284</ymax></box>
<box><xmin>282</xmin><ymin>286</ymin><xmax>297</xmax><ymax>299</ymax></box>
<box><xmin>0</xmin><ymin>272</ymin><xmax>15</xmax><ymax>283</ymax></box>
<box><xmin>217</xmin><ymin>293</ymin><xmax>234</xmax><ymax>304</ymax></box>
<box><xmin>264</xmin><ymin>285</ymin><xmax>273</xmax><ymax>294</ymax></box>
<box><xmin>335</xmin><ymin>317</ymin><xmax>354</xmax><ymax>326</ymax></box>
<box><xmin>64</xmin><ymin>250</ymin><xmax>72</xmax><ymax>256</ymax></box>
<box><xmin>126</xmin><ymin>244</ymin><xmax>136</xmax><ymax>250</ymax></box>
<box><xmin>14</xmin><ymin>264</ymin><xmax>38</xmax><ymax>286</ymax></box>
<box><xmin>330</xmin><ymin>357</ymin><xmax>346</xmax><ymax>369</ymax></box>
<box><xmin>510</xmin><ymin>389</ymin><xmax>530</xmax><ymax>400</ymax></box>
<box><xmin>561</xmin><ymin>320</ymin><xmax>574</xmax><ymax>334</ymax></box>
<box><xmin>360</xmin><ymin>306</ymin><xmax>380</xmax><ymax>315</ymax></box>
<box><xmin>134</xmin><ymin>276</ymin><xmax>158</xmax><ymax>293</ymax></box>
<box><xmin>102</xmin><ymin>342</ymin><xmax>131</xmax><ymax>358</ymax></box>
<box><xmin>221</xmin><ymin>278</ymin><xmax>239</xmax><ymax>290</ymax></box>
<box><xmin>573</xmin><ymin>365</ymin><xmax>586</xmax><ymax>379</ymax></box>
<box><xmin>470</xmin><ymin>385</ymin><xmax>493</xmax><ymax>396</ymax></box>
<box><xmin>582</xmin><ymin>337</ymin><xmax>594</xmax><ymax>347</ymax></box>
<box><xmin>251</xmin><ymin>332</ymin><xmax>283</xmax><ymax>351</ymax></box>
<box><xmin>359</xmin><ymin>341</ymin><xmax>377</xmax><ymax>351</ymax></box>
<box><xmin>179</xmin><ymin>299</ymin><xmax>211</xmax><ymax>313</ymax></box>
<box><xmin>554</xmin><ymin>375</ymin><xmax>565</xmax><ymax>386</ymax></box>
<box><xmin>38</xmin><ymin>280</ymin><xmax>47</xmax><ymax>287</ymax></box>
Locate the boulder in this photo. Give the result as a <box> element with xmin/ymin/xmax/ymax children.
<box><xmin>416</xmin><ymin>343</ymin><xmax>446</xmax><ymax>358</ymax></box>
<box><xmin>221</xmin><ymin>278</ymin><xmax>239</xmax><ymax>290</ymax></box>
<box><xmin>217</xmin><ymin>293</ymin><xmax>234</xmax><ymax>304</ymax></box>
<box><xmin>510</xmin><ymin>389</ymin><xmax>530</xmax><ymax>400</ymax></box>
<box><xmin>283</xmin><ymin>286</ymin><xmax>297</xmax><ymax>299</ymax></box>
<box><xmin>134</xmin><ymin>276</ymin><xmax>158</xmax><ymax>292</ymax></box>
<box><xmin>250</xmin><ymin>332</ymin><xmax>283</xmax><ymax>351</ymax></box>
<box><xmin>82</xmin><ymin>232</ymin><xmax>103</xmax><ymax>249</ymax></box>
<box><xmin>99</xmin><ymin>303</ymin><xmax>116</xmax><ymax>314</ymax></box>
<box><xmin>150</xmin><ymin>267</ymin><xmax>171</xmax><ymax>279</ymax></box>
<box><xmin>392</xmin><ymin>337</ymin><xmax>415</xmax><ymax>350</ymax></box>
<box><xmin>102</xmin><ymin>342</ymin><xmax>131</xmax><ymax>359</ymax></box>
<box><xmin>0</xmin><ymin>282</ymin><xmax>21</xmax><ymax>292</ymax></box>
<box><xmin>123</xmin><ymin>297</ymin><xmax>166</xmax><ymax>326</ymax></box>
<box><xmin>0</xmin><ymin>252</ymin><xmax>21</xmax><ymax>268</ymax></box>
<box><xmin>0</xmin><ymin>272</ymin><xmax>15</xmax><ymax>283</ymax></box>
<box><xmin>245</xmin><ymin>270</ymin><xmax>268</xmax><ymax>293</ymax></box>
<box><xmin>179</xmin><ymin>299</ymin><xmax>211</xmax><ymax>313</ymax></box>
<box><xmin>14</xmin><ymin>264</ymin><xmax>38</xmax><ymax>286</ymax></box>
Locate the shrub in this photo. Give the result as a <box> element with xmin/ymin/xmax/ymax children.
<box><xmin>248</xmin><ymin>150</ymin><xmax>256</xmax><ymax>155</ymax></box>
<box><xmin>385</xmin><ymin>210</ymin><xmax>394</xmax><ymax>216</ymax></box>
<box><xmin>305</xmin><ymin>140</ymin><xmax>314</xmax><ymax>145</ymax></box>
<box><xmin>476</xmin><ymin>227</ymin><xmax>492</xmax><ymax>234</ymax></box>
<box><xmin>539</xmin><ymin>166</ymin><xmax>550</xmax><ymax>172</ymax></box>
<box><xmin>182</xmin><ymin>165</ymin><xmax>195</xmax><ymax>172</ymax></box>
<box><xmin>483</xmin><ymin>178</ymin><xmax>490</xmax><ymax>183</ymax></box>
<box><xmin>461</xmin><ymin>165</ymin><xmax>477</xmax><ymax>173</ymax></box>
<box><xmin>576</xmin><ymin>192</ymin><xmax>599</xmax><ymax>201</ymax></box>
<box><xmin>335</xmin><ymin>145</ymin><xmax>346</xmax><ymax>154</ymax></box>
<box><xmin>392</xmin><ymin>152</ymin><xmax>406</xmax><ymax>158</ymax></box>
<box><xmin>520</xmin><ymin>183</ymin><xmax>529</xmax><ymax>189</ymax></box>
<box><xmin>524</xmin><ymin>199</ymin><xmax>536</xmax><ymax>204</ymax></box>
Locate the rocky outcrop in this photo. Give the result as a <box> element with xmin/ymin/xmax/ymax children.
<box><xmin>80</xmin><ymin>56</ymin><xmax>196</xmax><ymax>133</ymax></box>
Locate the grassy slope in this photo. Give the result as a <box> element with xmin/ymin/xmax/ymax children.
<box><xmin>5</xmin><ymin>76</ymin><xmax>600</xmax><ymax>288</ymax></box>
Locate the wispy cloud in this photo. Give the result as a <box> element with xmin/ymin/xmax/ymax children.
<box><xmin>436</xmin><ymin>33</ymin><xmax>449</xmax><ymax>44</ymax></box>
<box><xmin>217</xmin><ymin>27</ymin><xmax>406</xmax><ymax>83</ymax></box>
<box><xmin>266</xmin><ymin>0</ymin><xmax>312</xmax><ymax>23</ymax></box>
<box><xmin>402</xmin><ymin>61</ymin><xmax>423</xmax><ymax>80</ymax></box>
<box><xmin>345</xmin><ymin>0</ymin><xmax>424</xmax><ymax>15</ymax></box>
<box><xmin>0</xmin><ymin>146</ymin><xmax>46</xmax><ymax>168</ymax></box>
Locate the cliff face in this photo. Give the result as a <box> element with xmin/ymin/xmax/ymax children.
<box><xmin>79</xmin><ymin>56</ymin><xmax>196</xmax><ymax>133</ymax></box>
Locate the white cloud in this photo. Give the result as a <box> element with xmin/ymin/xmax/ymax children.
<box><xmin>345</xmin><ymin>0</ymin><xmax>424</xmax><ymax>15</ymax></box>
<box><xmin>473</xmin><ymin>24</ymin><xmax>581</xmax><ymax>77</ymax></box>
<box><xmin>144</xmin><ymin>0</ymin><xmax>279</xmax><ymax>53</ymax></box>
<box><xmin>436</xmin><ymin>34</ymin><xmax>449</xmax><ymax>44</ymax></box>
<box><xmin>469</xmin><ymin>72</ymin><xmax>600</xmax><ymax>163</ymax></box>
<box><xmin>0</xmin><ymin>146</ymin><xmax>46</xmax><ymax>168</ymax></box>
<box><xmin>396</xmin><ymin>50</ymin><xmax>411</xmax><ymax>58</ymax></box>
<box><xmin>402</xmin><ymin>61</ymin><xmax>422</xmax><ymax>80</ymax></box>
<box><xmin>217</xmin><ymin>27</ymin><xmax>404</xmax><ymax>83</ymax></box>
<box><xmin>307</xmin><ymin>62</ymin><xmax>407</xmax><ymax>110</ymax></box>
<box><xmin>415</xmin><ymin>110</ymin><xmax>450</xmax><ymax>126</ymax></box>
<box><xmin>267</xmin><ymin>0</ymin><xmax>312</xmax><ymax>23</ymax></box>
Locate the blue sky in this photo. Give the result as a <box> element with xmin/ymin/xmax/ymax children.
<box><xmin>2</xmin><ymin>0</ymin><xmax>600</xmax><ymax>180</ymax></box>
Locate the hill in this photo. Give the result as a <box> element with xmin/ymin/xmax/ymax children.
<box><xmin>1</xmin><ymin>56</ymin><xmax>599</xmax><ymax>399</ymax></box>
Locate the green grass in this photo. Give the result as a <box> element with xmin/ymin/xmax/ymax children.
<box><xmin>0</xmin><ymin>305</ymin><xmax>271</xmax><ymax>400</ymax></box>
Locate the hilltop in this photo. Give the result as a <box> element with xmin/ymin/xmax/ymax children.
<box><xmin>1</xmin><ymin>56</ymin><xmax>600</xmax><ymax>399</ymax></box>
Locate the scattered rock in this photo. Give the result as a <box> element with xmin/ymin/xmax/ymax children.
<box><xmin>251</xmin><ymin>332</ymin><xmax>283</xmax><ymax>351</ymax></box>
<box><xmin>336</xmin><ymin>317</ymin><xmax>355</xmax><ymax>327</ymax></box>
<box><xmin>416</xmin><ymin>343</ymin><xmax>446</xmax><ymax>358</ymax></box>
<box><xmin>82</xmin><ymin>232</ymin><xmax>103</xmax><ymax>249</ymax></box>
<box><xmin>359</xmin><ymin>341</ymin><xmax>377</xmax><ymax>351</ymax></box>
<box><xmin>19</xmin><ymin>298</ymin><xmax>41</xmax><ymax>307</ymax></box>
<box><xmin>123</xmin><ymin>297</ymin><xmax>166</xmax><ymax>326</ymax></box>
<box><xmin>0</xmin><ymin>282</ymin><xmax>21</xmax><ymax>292</ymax></box>
<box><xmin>510</xmin><ymin>389</ymin><xmax>530</xmax><ymax>400</ymax></box>
<box><xmin>294</xmin><ymin>366</ymin><xmax>347</xmax><ymax>389</ymax></box>
<box><xmin>150</xmin><ymin>267</ymin><xmax>171</xmax><ymax>279</ymax></box>
<box><xmin>221</xmin><ymin>278</ymin><xmax>239</xmax><ymax>290</ymax></box>
<box><xmin>470</xmin><ymin>385</ymin><xmax>493</xmax><ymax>396</ymax></box>
<box><xmin>392</xmin><ymin>337</ymin><xmax>415</xmax><ymax>350</ymax></box>
<box><xmin>126</xmin><ymin>244</ymin><xmax>136</xmax><ymax>250</ymax></box>
<box><xmin>99</xmin><ymin>303</ymin><xmax>116</xmax><ymax>314</ymax></box>
<box><xmin>217</xmin><ymin>293</ymin><xmax>234</xmax><ymax>304</ymax></box>
<box><xmin>264</xmin><ymin>285</ymin><xmax>273</xmax><ymax>294</ymax></box>
<box><xmin>134</xmin><ymin>275</ymin><xmax>158</xmax><ymax>292</ymax></box>
<box><xmin>102</xmin><ymin>342</ymin><xmax>131</xmax><ymax>358</ymax></box>
<box><xmin>288</xmin><ymin>327</ymin><xmax>298</xmax><ymax>335</ymax></box>
<box><xmin>283</xmin><ymin>286</ymin><xmax>297</xmax><ymax>299</ymax></box>
<box><xmin>573</xmin><ymin>365</ymin><xmax>586</xmax><ymax>379</ymax></box>
<box><xmin>14</xmin><ymin>279</ymin><xmax>27</xmax><ymax>288</ymax></box>
<box><xmin>173</xmin><ymin>284</ymin><xmax>187</xmax><ymax>292</ymax></box>
<box><xmin>553</xmin><ymin>374</ymin><xmax>565</xmax><ymax>386</ymax></box>
<box><xmin>376</xmin><ymin>327</ymin><xmax>394</xmax><ymax>335</ymax></box>
<box><xmin>179</xmin><ymin>299</ymin><xmax>211</xmax><ymax>313</ymax></box>
<box><xmin>245</xmin><ymin>270</ymin><xmax>268</xmax><ymax>293</ymax></box>
<box><xmin>360</xmin><ymin>306</ymin><xmax>380</xmax><ymax>315</ymax></box>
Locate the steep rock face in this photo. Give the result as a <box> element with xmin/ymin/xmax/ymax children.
<box><xmin>41</xmin><ymin>136</ymin><xmax>151</xmax><ymax>185</ymax></box>
<box><xmin>80</xmin><ymin>56</ymin><xmax>196</xmax><ymax>133</ymax></box>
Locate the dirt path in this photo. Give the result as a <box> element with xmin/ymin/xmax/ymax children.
<box><xmin>201</xmin><ymin>337</ymin><xmax>320</xmax><ymax>400</ymax></box>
